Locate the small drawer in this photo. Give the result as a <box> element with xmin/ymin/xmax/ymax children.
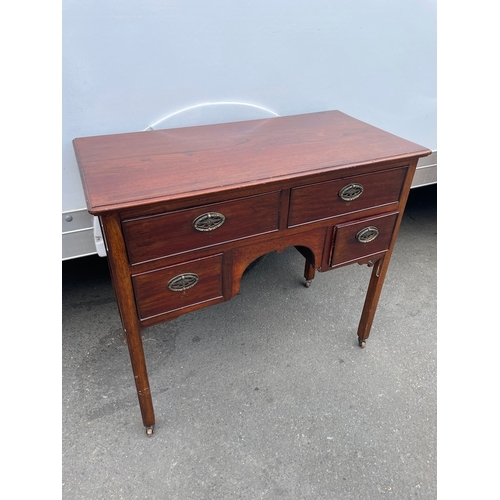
<box><xmin>288</xmin><ymin>167</ymin><xmax>407</xmax><ymax>227</ymax></box>
<box><xmin>330</xmin><ymin>212</ymin><xmax>399</xmax><ymax>267</ymax></box>
<box><xmin>123</xmin><ymin>192</ymin><xmax>280</xmax><ymax>264</ymax></box>
<box><xmin>132</xmin><ymin>254</ymin><xmax>223</xmax><ymax>320</ymax></box>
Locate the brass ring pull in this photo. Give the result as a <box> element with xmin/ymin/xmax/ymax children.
<box><xmin>356</xmin><ymin>226</ymin><xmax>379</xmax><ymax>243</ymax></box>
<box><xmin>193</xmin><ymin>212</ymin><xmax>225</xmax><ymax>232</ymax></box>
<box><xmin>167</xmin><ymin>273</ymin><xmax>199</xmax><ymax>291</ymax></box>
<box><xmin>339</xmin><ymin>183</ymin><xmax>364</xmax><ymax>201</ymax></box>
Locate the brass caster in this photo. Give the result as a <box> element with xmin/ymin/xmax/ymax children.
<box><xmin>304</xmin><ymin>280</ymin><xmax>312</xmax><ymax>288</ymax></box>
<box><xmin>358</xmin><ymin>338</ymin><xmax>366</xmax><ymax>348</ymax></box>
<box><xmin>146</xmin><ymin>426</ymin><xmax>154</xmax><ymax>436</ymax></box>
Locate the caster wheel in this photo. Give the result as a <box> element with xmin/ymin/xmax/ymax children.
<box><xmin>358</xmin><ymin>338</ymin><xmax>366</xmax><ymax>348</ymax></box>
<box><xmin>146</xmin><ymin>426</ymin><xmax>154</xmax><ymax>436</ymax></box>
<box><xmin>304</xmin><ymin>280</ymin><xmax>312</xmax><ymax>288</ymax></box>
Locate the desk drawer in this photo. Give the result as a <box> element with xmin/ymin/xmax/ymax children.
<box><xmin>288</xmin><ymin>167</ymin><xmax>406</xmax><ymax>227</ymax></box>
<box><xmin>132</xmin><ymin>254</ymin><xmax>223</xmax><ymax>320</ymax></box>
<box><xmin>330</xmin><ymin>212</ymin><xmax>398</xmax><ymax>267</ymax></box>
<box><xmin>123</xmin><ymin>192</ymin><xmax>280</xmax><ymax>264</ymax></box>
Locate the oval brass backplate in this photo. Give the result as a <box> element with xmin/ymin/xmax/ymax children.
<box><xmin>192</xmin><ymin>212</ymin><xmax>226</xmax><ymax>232</ymax></box>
<box><xmin>339</xmin><ymin>183</ymin><xmax>364</xmax><ymax>201</ymax></box>
<box><xmin>356</xmin><ymin>226</ymin><xmax>379</xmax><ymax>243</ymax></box>
<box><xmin>167</xmin><ymin>273</ymin><xmax>199</xmax><ymax>291</ymax></box>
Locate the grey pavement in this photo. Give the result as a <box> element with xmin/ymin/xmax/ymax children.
<box><xmin>62</xmin><ymin>184</ymin><xmax>437</xmax><ymax>499</ymax></box>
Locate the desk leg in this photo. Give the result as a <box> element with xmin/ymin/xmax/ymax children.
<box><xmin>303</xmin><ymin>257</ymin><xmax>315</xmax><ymax>288</ymax></box>
<box><xmin>101</xmin><ymin>213</ymin><xmax>156</xmax><ymax>435</ymax></box>
<box><xmin>295</xmin><ymin>245</ymin><xmax>316</xmax><ymax>287</ymax></box>
<box><xmin>357</xmin><ymin>256</ymin><xmax>389</xmax><ymax>348</ymax></box>
<box><xmin>124</xmin><ymin>323</ymin><xmax>156</xmax><ymax>436</ymax></box>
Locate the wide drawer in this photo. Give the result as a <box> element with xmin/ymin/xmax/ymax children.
<box><xmin>132</xmin><ymin>254</ymin><xmax>223</xmax><ymax>320</ymax></box>
<box><xmin>288</xmin><ymin>167</ymin><xmax>407</xmax><ymax>227</ymax></box>
<box><xmin>330</xmin><ymin>212</ymin><xmax>399</xmax><ymax>267</ymax></box>
<box><xmin>123</xmin><ymin>191</ymin><xmax>280</xmax><ymax>264</ymax></box>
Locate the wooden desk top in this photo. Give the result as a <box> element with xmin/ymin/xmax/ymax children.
<box><xmin>73</xmin><ymin>110</ymin><xmax>430</xmax><ymax>215</ymax></box>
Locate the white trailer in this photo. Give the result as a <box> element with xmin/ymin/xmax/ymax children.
<box><xmin>62</xmin><ymin>1</ymin><xmax>436</xmax><ymax>260</ymax></box>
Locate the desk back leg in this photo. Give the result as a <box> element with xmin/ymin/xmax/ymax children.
<box><xmin>294</xmin><ymin>245</ymin><xmax>316</xmax><ymax>287</ymax></box>
<box><xmin>303</xmin><ymin>257</ymin><xmax>315</xmax><ymax>287</ymax></box>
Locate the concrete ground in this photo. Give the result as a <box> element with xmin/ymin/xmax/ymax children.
<box><xmin>62</xmin><ymin>184</ymin><xmax>437</xmax><ymax>500</ymax></box>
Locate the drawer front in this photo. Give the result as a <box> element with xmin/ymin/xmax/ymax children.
<box><xmin>132</xmin><ymin>254</ymin><xmax>223</xmax><ymax>320</ymax></box>
<box><xmin>123</xmin><ymin>192</ymin><xmax>280</xmax><ymax>264</ymax></box>
<box><xmin>330</xmin><ymin>212</ymin><xmax>399</xmax><ymax>267</ymax></box>
<box><xmin>288</xmin><ymin>167</ymin><xmax>407</xmax><ymax>227</ymax></box>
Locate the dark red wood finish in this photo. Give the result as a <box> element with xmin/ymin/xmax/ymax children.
<box><xmin>132</xmin><ymin>254</ymin><xmax>224</xmax><ymax>321</ymax></box>
<box><xmin>288</xmin><ymin>167</ymin><xmax>407</xmax><ymax>227</ymax></box>
<box><xmin>73</xmin><ymin>111</ymin><xmax>429</xmax><ymax>215</ymax></box>
<box><xmin>123</xmin><ymin>191</ymin><xmax>280</xmax><ymax>265</ymax></box>
<box><xmin>330</xmin><ymin>212</ymin><xmax>399</xmax><ymax>267</ymax></box>
<box><xmin>73</xmin><ymin>110</ymin><xmax>431</xmax><ymax>435</ymax></box>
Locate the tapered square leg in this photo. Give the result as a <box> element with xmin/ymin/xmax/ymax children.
<box><xmin>357</xmin><ymin>256</ymin><xmax>390</xmax><ymax>347</ymax></box>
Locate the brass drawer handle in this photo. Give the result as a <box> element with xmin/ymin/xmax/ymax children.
<box><xmin>167</xmin><ymin>273</ymin><xmax>199</xmax><ymax>291</ymax></box>
<box><xmin>339</xmin><ymin>183</ymin><xmax>364</xmax><ymax>201</ymax></box>
<box><xmin>193</xmin><ymin>212</ymin><xmax>226</xmax><ymax>232</ymax></box>
<box><xmin>356</xmin><ymin>226</ymin><xmax>379</xmax><ymax>243</ymax></box>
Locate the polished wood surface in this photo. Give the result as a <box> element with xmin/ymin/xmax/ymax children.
<box><xmin>73</xmin><ymin>111</ymin><xmax>429</xmax><ymax>214</ymax></box>
<box><xmin>288</xmin><ymin>167</ymin><xmax>407</xmax><ymax>227</ymax></box>
<box><xmin>123</xmin><ymin>191</ymin><xmax>280</xmax><ymax>264</ymax></box>
<box><xmin>74</xmin><ymin>110</ymin><xmax>431</xmax><ymax>434</ymax></box>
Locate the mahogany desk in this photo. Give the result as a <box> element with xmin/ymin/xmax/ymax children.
<box><xmin>73</xmin><ymin>110</ymin><xmax>431</xmax><ymax>435</ymax></box>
